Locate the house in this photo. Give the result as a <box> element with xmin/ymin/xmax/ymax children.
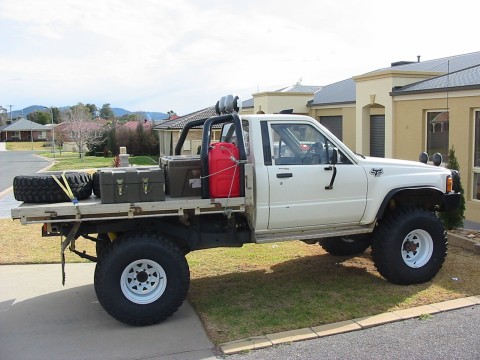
<box><xmin>155</xmin><ymin>106</ymin><xmax>219</xmax><ymax>156</ymax></box>
<box><xmin>308</xmin><ymin>51</ymin><xmax>480</xmax><ymax>221</ymax></box>
<box><xmin>0</xmin><ymin>118</ymin><xmax>50</xmax><ymax>142</ymax></box>
<box><xmin>123</xmin><ymin>119</ymin><xmax>153</xmax><ymax>131</ymax></box>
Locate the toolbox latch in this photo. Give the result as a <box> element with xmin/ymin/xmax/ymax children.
<box><xmin>116</xmin><ymin>179</ymin><xmax>124</xmax><ymax>195</ymax></box>
<box><xmin>142</xmin><ymin>178</ymin><xmax>150</xmax><ymax>194</ymax></box>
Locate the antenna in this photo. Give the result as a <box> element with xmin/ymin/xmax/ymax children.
<box><xmin>446</xmin><ymin>60</ymin><xmax>450</xmax><ymax>117</ymax></box>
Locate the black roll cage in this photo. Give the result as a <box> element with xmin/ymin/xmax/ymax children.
<box><xmin>174</xmin><ymin>113</ymin><xmax>247</xmax><ymax>199</ymax></box>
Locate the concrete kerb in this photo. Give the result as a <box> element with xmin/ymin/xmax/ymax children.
<box><xmin>219</xmin><ymin>297</ymin><xmax>480</xmax><ymax>355</ymax></box>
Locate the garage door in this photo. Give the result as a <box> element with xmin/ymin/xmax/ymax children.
<box><xmin>370</xmin><ymin>115</ymin><xmax>385</xmax><ymax>157</ymax></box>
<box><xmin>320</xmin><ymin>116</ymin><xmax>343</xmax><ymax>141</ymax></box>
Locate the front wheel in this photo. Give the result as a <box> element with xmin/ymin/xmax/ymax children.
<box><xmin>94</xmin><ymin>232</ymin><xmax>190</xmax><ymax>326</ymax></box>
<box><xmin>371</xmin><ymin>208</ymin><xmax>447</xmax><ymax>285</ymax></box>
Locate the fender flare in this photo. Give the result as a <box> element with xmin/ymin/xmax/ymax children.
<box><xmin>375</xmin><ymin>186</ymin><xmax>444</xmax><ymax>220</ymax></box>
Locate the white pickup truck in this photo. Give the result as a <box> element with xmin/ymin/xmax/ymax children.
<box><xmin>11</xmin><ymin>98</ymin><xmax>460</xmax><ymax>326</ymax></box>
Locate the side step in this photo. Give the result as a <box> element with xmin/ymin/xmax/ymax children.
<box><xmin>254</xmin><ymin>224</ymin><xmax>375</xmax><ymax>244</ymax></box>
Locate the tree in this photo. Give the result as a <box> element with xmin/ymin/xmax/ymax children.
<box><xmin>27</xmin><ymin>111</ymin><xmax>50</xmax><ymax>125</ymax></box>
<box><xmin>85</xmin><ymin>104</ymin><xmax>99</xmax><ymax>118</ymax></box>
<box><xmin>51</xmin><ymin>107</ymin><xmax>60</xmax><ymax>124</ymax></box>
<box><xmin>100</xmin><ymin>103</ymin><xmax>115</xmax><ymax>119</ymax></box>
<box><xmin>0</xmin><ymin>106</ymin><xmax>7</xmax><ymax>126</ymax></box>
<box><xmin>61</xmin><ymin>104</ymin><xmax>105</xmax><ymax>160</ymax></box>
<box><xmin>439</xmin><ymin>146</ymin><xmax>465</xmax><ymax>229</ymax></box>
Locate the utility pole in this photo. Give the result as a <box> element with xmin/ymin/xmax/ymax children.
<box><xmin>8</xmin><ymin>105</ymin><xmax>13</xmax><ymax>123</ymax></box>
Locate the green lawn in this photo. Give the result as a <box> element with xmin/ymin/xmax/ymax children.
<box><xmin>6</xmin><ymin>142</ymin><xmax>159</xmax><ymax>171</ymax></box>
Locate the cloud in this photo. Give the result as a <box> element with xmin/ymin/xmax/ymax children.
<box><xmin>0</xmin><ymin>0</ymin><xmax>479</xmax><ymax>114</ymax></box>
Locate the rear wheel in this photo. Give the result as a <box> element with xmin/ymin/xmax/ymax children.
<box><xmin>94</xmin><ymin>232</ymin><xmax>190</xmax><ymax>326</ymax></box>
<box><xmin>371</xmin><ymin>207</ymin><xmax>447</xmax><ymax>285</ymax></box>
<box><xmin>320</xmin><ymin>235</ymin><xmax>371</xmax><ymax>256</ymax></box>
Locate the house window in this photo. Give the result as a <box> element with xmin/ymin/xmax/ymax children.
<box><xmin>472</xmin><ymin>111</ymin><xmax>480</xmax><ymax>200</ymax></box>
<box><xmin>426</xmin><ymin>111</ymin><xmax>449</xmax><ymax>162</ymax></box>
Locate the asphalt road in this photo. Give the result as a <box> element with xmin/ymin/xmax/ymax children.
<box><xmin>0</xmin><ymin>149</ymin><xmax>51</xmax><ymax>192</ymax></box>
<box><xmin>225</xmin><ymin>306</ymin><xmax>480</xmax><ymax>360</ymax></box>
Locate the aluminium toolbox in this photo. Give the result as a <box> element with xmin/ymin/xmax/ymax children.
<box><xmin>160</xmin><ymin>155</ymin><xmax>202</xmax><ymax>197</ymax></box>
<box><xmin>99</xmin><ymin>167</ymin><xmax>165</xmax><ymax>204</ymax></box>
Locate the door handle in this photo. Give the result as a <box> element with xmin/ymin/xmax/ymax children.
<box><xmin>277</xmin><ymin>173</ymin><xmax>293</xmax><ymax>178</ymax></box>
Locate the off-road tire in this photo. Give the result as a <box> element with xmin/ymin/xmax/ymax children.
<box><xmin>92</xmin><ymin>171</ymin><xmax>101</xmax><ymax>198</ymax></box>
<box><xmin>13</xmin><ymin>172</ymin><xmax>92</xmax><ymax>203</ymax></box>
<box><xmin>320</xmin><ymin>235</ymin><xmax>371</xmax><ymax>256</ymax></box>
<box><xmin>371</xmin><ymin>207</ymin><xmax>447</xmax><ymax>285</ymax></box>
<box><xmin>95</xmin><ymin>233</ymin><xmax>111</xmax><ymax>258</ymax></box>
<box><xmin>94</xmin><ymin>232</ymin><xmax>190</xmax><ymax>326</ymax></box>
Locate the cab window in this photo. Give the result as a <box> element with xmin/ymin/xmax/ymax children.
<box><xmin>270</xmin><ymin>123</ymin><xmax>350</xmax><ymax>165</ymax></box>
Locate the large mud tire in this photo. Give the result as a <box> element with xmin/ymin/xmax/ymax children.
<box><xmin>320</xmin><ymin>234</ymin><xmax>371</xmax><ymax>256</ymax></box>
<box><xmin>13</xmin><ymin>172</ymin><xmax>92</xmax><ymax>203</ymax></box>
<box><xmin>92</xmin><ymin>171</ymin><xmax>101</xmax><ymax>198</ymax></box>
<box><xmin>94</xmin><ymin>232</ymin><xmax>190</xmax><ymax>326</ymax></box>
<box><xmin>371</xmin><ymin>207</ymin><xmax>447</xmax><ymax>285</ymax></box>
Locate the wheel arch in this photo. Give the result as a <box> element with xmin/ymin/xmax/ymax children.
<box><xmin>376</xmin><ymin>187</ymin><xmax>444</xmax><ymax>220</ymax></box>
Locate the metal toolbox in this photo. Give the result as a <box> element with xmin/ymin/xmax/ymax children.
<box><xmin>99</xmin><ymin>167</ymin><xmax>165</xmax><ymax>204</ymax></box>
<box><xmin>160</xmin><ymin>155</ymin><xmax>202</xmax><ymax>197</ymax></box>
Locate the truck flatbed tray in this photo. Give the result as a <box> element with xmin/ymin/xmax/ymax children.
<box><xmin>11</xmin><ymin>196</ymin><xmax>246</xmax><ymax>224</ymax></box>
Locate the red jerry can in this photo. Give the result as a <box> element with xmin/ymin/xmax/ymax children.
<box><xmin>208</xmin><ymin>142</ymin><xmax>240</xmax><ymax>198</ymax></box>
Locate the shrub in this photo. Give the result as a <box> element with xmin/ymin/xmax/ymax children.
<box><xmin>439</xmin><ymin>146</ymin><xmax>465</xmax><ymax>230</ymax></box>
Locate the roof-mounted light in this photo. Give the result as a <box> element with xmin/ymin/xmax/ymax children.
<box><xmin>215</xmin><ymin>94</ymin><xmax>242</xmax><ymax>115</ymax></box>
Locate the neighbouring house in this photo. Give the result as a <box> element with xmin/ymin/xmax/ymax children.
<box><xmin>123</xmin><ymin>119</ymin><xmax>154</xmax><ymax>131</ymax></box>
<box><xmin>155</xmin><ymin>106</ymin><xmax>219</xmax><ymax>156</ymax></box>
<box><xmin>0</xmin><ymin>118</ymin><xmax>50</xmax><ymax>142</ymax></box>
<box><xmin>241</xmin><ymin>84</ymin><xmax>323</xmax><ymax>115</ymax></box>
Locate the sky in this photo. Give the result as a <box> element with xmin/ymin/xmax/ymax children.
<box><xmin>1</xmin><ymin>0</ymin><xmax>479</xmax><ymax>116</ymax></box>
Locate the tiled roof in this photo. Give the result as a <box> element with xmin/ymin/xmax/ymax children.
<box><xmin>123</xmin><ymin>120</ymin><xmax>153</xmax><ymax>130</ymax></box>
<box><xmin>392</xmin><ymin>64</ymin><xmax>480</xmax><ymax>95</ymax></box>
<box><xmin>370</xmin><ymin>51</ymin><xmax>480</xmax><ymax>74</ymax></box>
<box><xmin>2</xmin><ymin>118</ymin><xmax>49</xmax><ymax>131</ymax></box>
<box><xmin>276</xmin><ymin>84</ymin><xmax>323</xmax><ymax>93</ymax></box>
<box><xmin>154</xmin><ymin>106</ymin><xmax>217</xmax><ymax>130</ymax></box>
<box><xmin>242</xmin><ymin>98</ymin><xmax>254</xmax><ymax>108</ymax></box>
<box><xmin>310</xmin><ymin>51</ymin><xmax>480</xmax><ymax>106</ymax></box>
<box><xmin>309</xmin><ymin>78</ymin><xmax>356</xmax><ymax>106</ymax></box>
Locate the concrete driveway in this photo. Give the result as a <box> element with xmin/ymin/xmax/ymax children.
<box><xmin>0</xmin><ymin>264</ymin><xmax>216</xmax><ymax>360</ymax></box>
<box><xmin>0</xmin><ymin>145</ymin><xmax>217</xmax><ymax>360</ymax></box>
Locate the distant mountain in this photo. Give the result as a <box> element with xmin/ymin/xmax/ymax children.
<box><xmin>7</xmin><ymin>105</ymin><xmax>169</xmax><ymax>121</ymax></box>
<box><xmin>112</xmin><ymin>108</ymin><xmax>168</xmax><ymax>121</ymax></box>
<box><xmin>8</xmin><ymin>105</ymin><xmax>49</xmax><ymax>119</ymax></box>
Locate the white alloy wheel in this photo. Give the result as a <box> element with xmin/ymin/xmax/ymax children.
<box><xmin>120</xmin><ymin>259</ymin><xmax>167</xmax><ymax>304</ymax></box>
<box><xmin>401</xmin><ymin>229</ymin><xmax>434</xmax><ymax>268</ymax></box>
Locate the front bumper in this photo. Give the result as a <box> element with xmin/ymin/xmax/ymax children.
<box><xmin>441</xmin><ymin>192</ymin><xmax>461</xmax><ymax>211</ymax></box>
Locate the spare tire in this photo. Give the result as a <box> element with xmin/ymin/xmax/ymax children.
<box><xmin>13</xmin><ymin>172</ymin><xmax>93</xmax><ymax>203</ymax></box>
<box><xmin>92</xmin><ymin>171</ymin><xmax>101</xmax><ymax>198</ymax></box>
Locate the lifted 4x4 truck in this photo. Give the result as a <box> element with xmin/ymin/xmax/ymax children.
<box><xmin>11</xmin><ymin>96</ymin><xmax>460</xmax><ymax>326</ymax></box>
